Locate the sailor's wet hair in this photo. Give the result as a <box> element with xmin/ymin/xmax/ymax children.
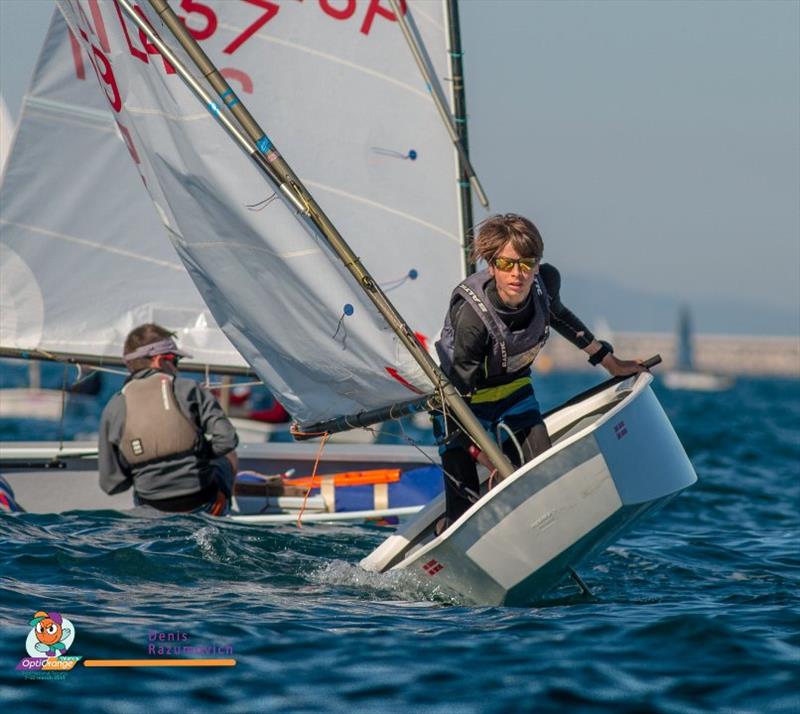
<box><xmin>471</xmin><ymin>213</ymin><xmax>544</xmax><ymax>263</ymax></box>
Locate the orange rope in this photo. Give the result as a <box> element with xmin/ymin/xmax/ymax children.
<box><xmin>295</xmin><ymin>432</ymin><xmax>330</xmax><ymax>528</ymax></box>
<box><xmin>289</xmin><ymin>424</ymin><xmax>332</xmax><ymax>439</ymax></box>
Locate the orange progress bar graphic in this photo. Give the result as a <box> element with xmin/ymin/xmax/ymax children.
<box><xmin>84</xmin><ymin>659</ymin><xmax>236</xmax><ymax>667</ymax></box>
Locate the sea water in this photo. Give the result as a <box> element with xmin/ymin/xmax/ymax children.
<box><xmin>0</xmin><ymin>369</ymin><xmax>798</xmax><ymax>712</ymax></box>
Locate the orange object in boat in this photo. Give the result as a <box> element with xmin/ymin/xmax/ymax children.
<box><xmin>284</xmin><ymin>468</ymin><xmax>401</xmax><ymax>489</ymax></box>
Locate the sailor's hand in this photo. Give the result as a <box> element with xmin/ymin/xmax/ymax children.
<box><xmin>602</xmin><ymin>354</ymin><xmax>647</xmax><ymax>377</ymax></box>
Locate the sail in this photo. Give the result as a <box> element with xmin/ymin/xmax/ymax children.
<box><xmin>0</xmin><ymin>94</ymin><xmax>13</xmax><ymax>174</ymax></box>
<box><xmin>49</xmin><ymin>0</ymin><xmax>463</xmax><ymax>423</ymax></box>
<box><xmin>0</xmin><ymin>10</ymin><xmax>246</xmax><ymax>367</ymax></box>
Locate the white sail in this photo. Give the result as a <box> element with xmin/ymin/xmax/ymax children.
<box><xmin>0</xmin><ymin>10</ymin><xmax>246</xmax><ymax>367</ymax></box>
<box><xmin>0</xmin><ymin>94</ymin><xmax>14</xmax><ymax>174</ymax></box>
<box><xmin>46</xmin><ymin>0</ymin><xmax>463</xmax><ymax>423</ymax></box>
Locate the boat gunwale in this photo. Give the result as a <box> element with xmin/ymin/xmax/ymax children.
<box><xmin>387</xmin><ymin>372</ymin><xmax>653</xmax><ymax>571</ymax></box>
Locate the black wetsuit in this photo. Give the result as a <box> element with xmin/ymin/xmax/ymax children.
<box><xmin>448</xmin><ymin>263</ymin><xmax>595</xmax><ymax>394</ymax></box>
<box><xmin>437</xmin><ymin>263</ymin><xmax>596</xmax><ymax>524</ymax></box>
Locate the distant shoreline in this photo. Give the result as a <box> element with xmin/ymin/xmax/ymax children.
<box><xmin>538</xmin><ymin>332</ymin><xmax>800</xmax><ymax>377</ymax></box>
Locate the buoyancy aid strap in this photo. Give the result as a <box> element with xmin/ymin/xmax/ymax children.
<box><xmin>457</xmin><ymin>283</ymin><xmax>507</xmax><ymax>350</ymax></box>
<box><xmin>470</xmin><ymin>376</ymin><xmax>531</xmax><ymax>405</ymax></box>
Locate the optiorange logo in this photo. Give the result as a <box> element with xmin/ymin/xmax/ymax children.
<box><xmin>17</xmin><ymin>611</ymin><xmax>82</xmax><ymax>677</ymax></box>
<box><xmin>27</xmin><ymin>611</ymin><xmax>75</xmax><ymax>657</ymax></box>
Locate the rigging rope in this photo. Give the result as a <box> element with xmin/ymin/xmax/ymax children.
<box><xmin>289</xmin><ymin>430</ymin><xmax>330</xmax><ymax>528</ymax></box>
<box><xmin>496</xmin><ymin>421</ymin><xmax>524</xmax><ymax>466</ymax></box>
<box><xmin>245</xmin><ymin>193</ymin><xmax>278</xmax><ymax>211</ymax></box>
<box><xmin>385</xmin><ymin>415</ymin><xmax>480</xmax><ymax>504</ymax></box>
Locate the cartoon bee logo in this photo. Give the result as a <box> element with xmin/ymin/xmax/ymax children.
<box><xmin>25</xmin><ymin>611</ymin><xmax>75</xmax><ymax>658</ymax></box>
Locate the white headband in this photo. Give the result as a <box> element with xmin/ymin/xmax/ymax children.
<box><xmin>123</xmin><ymin>337</ymin><xmax>192</xmax><ymax>363</ymax></box>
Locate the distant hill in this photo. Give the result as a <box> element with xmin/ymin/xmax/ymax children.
<box><xmin>557</xmin><ymin>272</ymin><xmax>799</xmax><ymax>337</ymax></box>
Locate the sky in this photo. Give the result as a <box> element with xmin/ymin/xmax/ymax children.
<box><xmin>1</xmin><ymin>0</ymin><xmax>798</xmax><ymax>334</ymax></box>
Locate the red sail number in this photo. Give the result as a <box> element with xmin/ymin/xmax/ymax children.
<box><xmin>177</xmin><ymin>0</ymin><xmax>218</xmax><ymax>40</ymax></box>
<box><xmin>79</xmin><ymin>28</ymin><xmax>123</xmax><ymax>112</ymax></box>
<box><xmin>319</xmin><ymin>0</ymin><xmax>407</xmax><ymax>35</ymax></box>
<box><xmin>223</xmin><ymin>0</ymin><xmax>280</xmax><ymax>55</ymax></box>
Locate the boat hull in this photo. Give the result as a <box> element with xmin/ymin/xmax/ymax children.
<box><xmin>0</xmin><ymin>388</ymin><xmax>77</xmax><ymax>419</ymax></box>
<box><xmin>662</xmin><ymin>370</ymin><xmax>734</xmax><ymax>392</ymax></box>
<box><xmin>0</xmin><ymin>441</ymin><xmax>441</xmax><ymax>523</ymax></box>
<box><xmin>363</xmin><ymin>374</ymin><xmax>697</xmax><ymax>605</ymax></box>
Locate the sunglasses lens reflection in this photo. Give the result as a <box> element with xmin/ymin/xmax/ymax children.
<box><xmin>493</xmin><ymin>257</ymin><xmax>535</xmax><ymax>273</ymax></box>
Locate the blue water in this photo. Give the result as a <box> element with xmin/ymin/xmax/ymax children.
<box><xmin>1</xmin><ymin>372</ymin><xmax>798</xmax><ymax>712</ymax></box>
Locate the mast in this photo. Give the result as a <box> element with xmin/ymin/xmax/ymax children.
<box><xmin>444</xmin><ymin>0</ymin><xmax>476</xmax><ymax>275</ymax></box>
<box><xmin>676</xmin><ymin>306</ymin><xmax>693</xmax><ymax>371</ymax></box>
<box><xmin>119</xmin><ymin>0</ymin><xmax>515</xmax><ymax>479</ymax></box>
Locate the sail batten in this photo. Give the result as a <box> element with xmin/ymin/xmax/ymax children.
<box><xmin>0</xmin><ymin>219</ymin><xmax>186</xmax><ymax>269</ymax></box>
<box><xmin>229</xmin><ymin>32</ymin><xmax>432</xmax><ymax>100</ymax></box>
<box><xmin>302</xmin><ymin>180</ymin><xmax>460</xmax><ymax>244</ymax></box>
<box><xmin>26</xmin><ymin>95</ymin><xmax>116</xmax><ymax>124</ymax></box>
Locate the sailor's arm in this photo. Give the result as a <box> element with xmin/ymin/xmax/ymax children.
<box><xmin>542</xmin><ymin>264</ymin><xmax>644</xmax><ymax>377</ymax></box>
<box><xmin>98</xmin><ymin>398</ymin><xmax>133</xmax><ymax>494</ymax></box>
<box><xmin>186</xmin><ymin>381</ymin><xmax>240</xmax><ymax>469</ymax></box>
<box><xmin>585</xmin><ymin>341</ymin><xmax>646</xmax><ymax>377</ymax></box>
<box><xmin>540</xmin><ymin>264</ymin><xmax>596</xmax><ymax>349</ymax></box>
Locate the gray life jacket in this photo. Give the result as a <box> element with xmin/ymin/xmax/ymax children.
<box><xmin>118</xmin><ymin>372</ymin><xmax>200</xmax><ymax>465</ymax></box>
<box><xmin>435</xmin><ymin>269</ymin><xmax>550</xmax><ymax>383</ymax></box>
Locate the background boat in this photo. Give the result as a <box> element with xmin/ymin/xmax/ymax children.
<box><xmin>662</xmin><ymin>307</ymin><xmax>734</xmax><ymax>391</ymax></box>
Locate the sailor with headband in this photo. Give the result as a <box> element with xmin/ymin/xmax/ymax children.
<box><xmin>98</xmin><ymin>323</ymin><xmax>239</xmax><ymax>515</ymax></box>
<box><xmin>122</xmin><ymin>337</ymin><xmax>192</xmax><ymax>363</ymax></box>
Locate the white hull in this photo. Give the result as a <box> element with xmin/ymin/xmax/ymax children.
<box><xmin>662</xmin><ymin>371</ymin><xmax>734</xmax><ymax>392</ymax></box>
<box><xmin>361</xmin><ymin>373</ymin><xmax>697</xmax><ymax>605</ymax></box>
<box><xmin>0</xmin><ymin>388</ymin><xmax>69</xmax><ymax>420</ymax></box>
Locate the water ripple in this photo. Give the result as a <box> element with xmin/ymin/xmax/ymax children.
<box><xmin>1</xmin><ymin>376</ymin><xmax>798</xmax><ymax>712</ymax></box>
